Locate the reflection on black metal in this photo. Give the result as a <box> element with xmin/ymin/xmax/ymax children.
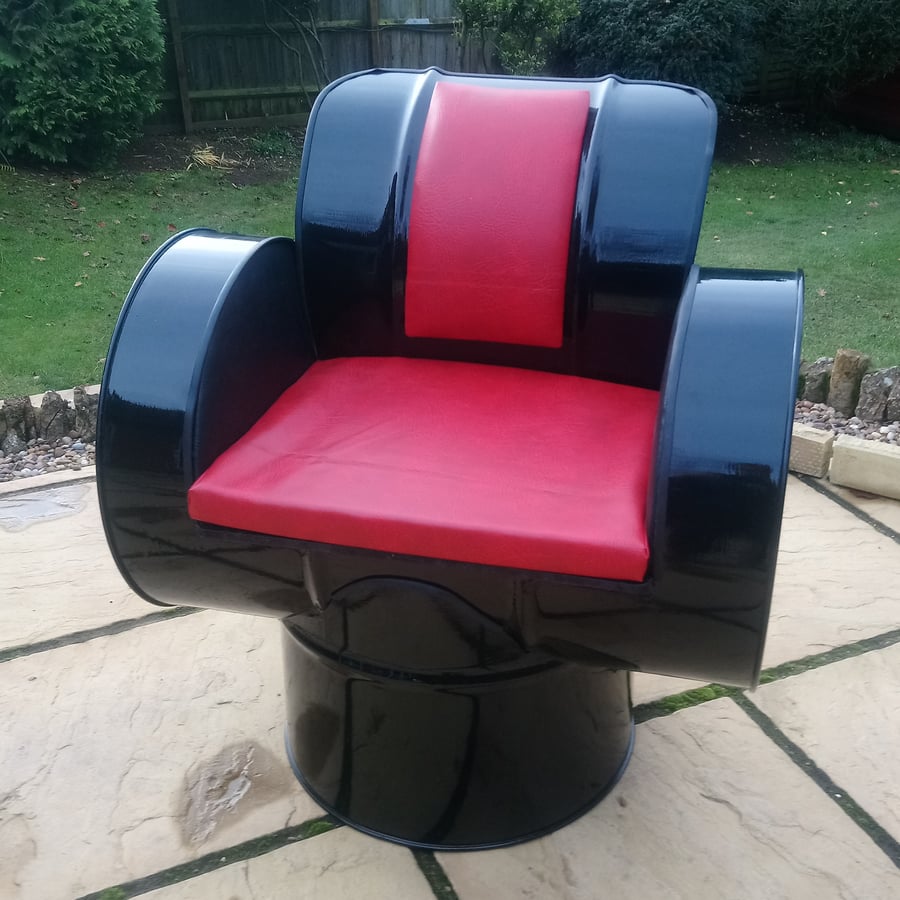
<box><xmin>97</xmin><ymin>68</ymin><xmax>803</xmax><ymax>850</ymax></box>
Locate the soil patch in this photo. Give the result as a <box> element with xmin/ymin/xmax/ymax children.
<box><xmin>120</xmin><ymin>126</ymin><xmax>305</xmax><ymax>185</ymax></box>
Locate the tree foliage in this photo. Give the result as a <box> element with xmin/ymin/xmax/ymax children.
<box><xmin>765</xmin><ymin>0</ymin><xmax>900</xmax><ymax>108</ymax></box>
<box><xmin>562</xmin><ymin>0</ymin><xmax>900</xmax><ymax>109</ymax></box>
<box><xmin>565</xmin><ymin>0</ymin><xmax>760</xmax><ymax>104</ymax></box>
<box><xmin>0</xmin><ymin>0</ymin><xmax>165</xmax><ymax>166</ymax></box>
<box><xmin>457</xmin><ymin>0</ymin><xmax>579</xmax><ymax>75</ymax></box>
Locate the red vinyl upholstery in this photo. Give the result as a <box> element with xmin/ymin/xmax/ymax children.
<box><xmin>404</xmin><ymin>82</ymin><xmax>590</xmax><ymax>348</ymax></box>
<box><xmin>188</xmin><ymin>357</ymin><xmax>659</xmax><ymax>581</ymax></box>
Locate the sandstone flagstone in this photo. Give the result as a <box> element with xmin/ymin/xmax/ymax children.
<box><xmin>438</xmin><ymin>699</ymin><xmax>900</xmax><ymax>900</ymax></box>
<box><xmin>763</xmin><ymin>477</ymin><xmax>900</xmax><ymax>659</ymax></box>
<box><xmin>0</xmin><ymin>612</ymin><xmax>322</xmax><ymax>900</ymax></box>
<box><xmin>141</xmin><ymin>827</ymin><xmax>435</xmax><ymax>900</ymax></box>
<box><xmin>0</xmin><ymin>479</ymin><xmax>146</xmax><ymax>651</ymax></box>
<box><xmin>821</xmin><ymin>480</ymin><xmax>900</xmax><ymax>535</ymax></box>
<box><xmin>634</xmin><ymin>477</ymin><xmax>900</xmax><ymax>704</ymax></box>
<box><xmin>752</xmin><ymin>643</ymin><xmax>900</xmax><ymax>842</ymax></box>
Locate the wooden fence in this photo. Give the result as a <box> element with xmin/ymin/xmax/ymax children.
<box><xmin>152</xmin><ymin>2</ymin><xmax>810</xmax><ymax>133</ymax></box>
<box><xmin>153</xmin><ymin>0</ymin><xmax>482</xmax><ymax>131</ymax></box>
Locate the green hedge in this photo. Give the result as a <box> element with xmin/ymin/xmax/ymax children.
<box><xmin>0</xmin><ymin>0</ymin><xmax>164</xmax><ymax>166</ymax></box>
<box><xmin>564</xmin><ymin>0</ymin><xmax>760</xmax><ymax>104</ymax></box>
<box><xmin>563</xmin><ymin>0</ymin><xmax>900</xmax><ymax>109</ymax></box>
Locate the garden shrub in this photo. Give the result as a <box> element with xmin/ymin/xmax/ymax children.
<box><xmin>0</xmin><ymin>0</ymin><xmax>164</xmax><ymax>166</ymax></box>
<box><xmin>457</xmin><ymin>0</ymin><xmax>579</xmax><ymax>75</ymax></box>
<box><xmin>763</xmin><ymin>0</ymin><xmax>900</xmax><ymax>109</ymax></box>
<box><xmin>565</xmin><ymin>0</ymin><xmax>761</xmax><ymax>104</ymax></box>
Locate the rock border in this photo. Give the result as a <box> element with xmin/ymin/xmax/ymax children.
<box><xmin>1</xmin><ymin>385</ymin><xmax>100</xmax><ymax>483</ymax></box>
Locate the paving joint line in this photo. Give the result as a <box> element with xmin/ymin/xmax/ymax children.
<box><xmin>732</xmin><ymin>693</ymin><xmax>900</xmax><ymax>870</ymax></box>
<box><xmin>0</xmin><ymin>606</ymin><xmax>203</xmax><ymax>664</ymax></box>
<box><xmin>412</xmin><ymin>850</ymin><xmax>462</xmax><ymax>900</ymax></box>
<box><xmin>795</xmin><ymin>473</ymin><xmax>900</xmax><ymax>545</ymax></box>
<box><xmin>634</xmin><ymin>625</ymin><xmax>900</xmax><ymax>724</ymax></box>
<box><xmin>77</xmin><ymin>816</ymin><xmax>341</xmax><ymax>899</ymax></box>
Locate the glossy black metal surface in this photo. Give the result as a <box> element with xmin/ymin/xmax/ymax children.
<box><xmin>298</xmin><ymin>68</ymin><xmax>715</xmax><ymax>388</ymax></box>
<box><xmin>282</xmin><ymin>618</ymin><xmax>633</xmax><ymax>849</ymax></box>
<box><xmin>97</xmin><ymin>68</ymin><xmax>804</xmax><ymax>849</ymax></box>
<box><xmin>98</xmin><ymin>231</ymin><xmax>316</xmax><ymax>614</ymax></box>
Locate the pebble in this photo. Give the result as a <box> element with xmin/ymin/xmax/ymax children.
<box><xmin>0</xmin><ymin>436</ymin><xmax>95</xmax><ymax>483</ymax></box>
<box><xmin>795</xmin><ymin>401</ymin><xmax>900</xmax><ymax>445</ymax></box>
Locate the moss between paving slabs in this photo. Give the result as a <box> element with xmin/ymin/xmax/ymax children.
<box><xmin>79</xmin><ymin>817</ymin><xmax>339</xmax><ymax>900</ymax></box>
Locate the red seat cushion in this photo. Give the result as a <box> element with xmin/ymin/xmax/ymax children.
<box><xmin>188</xmin><ymin>357</ymin><xmax>659</xmax><ymax>581</ymax></box>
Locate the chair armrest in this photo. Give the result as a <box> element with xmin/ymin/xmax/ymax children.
<box><xmin>97</xmin><ymin>230</ymin><xmax>314</xmax><ymax>610</ymax></box>
<box><xmin>650</xmin><ymin>266</ymin><xmax>804</xmax><ymax>685</ymax></box>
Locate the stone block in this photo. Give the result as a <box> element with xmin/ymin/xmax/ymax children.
<box><xmin>789</xmin><ymin>423</ymin><xmax>835</xmax><ymax>477</ymax></box>
<box><xmin>830</xmin><ymin>434</ymin><xmax>900</xmax><ymax>501</ymax></box>
<box><xmin>827</xmin><ymin>348</ymin><xmax>870</xmax><ymax>416</ymax></box>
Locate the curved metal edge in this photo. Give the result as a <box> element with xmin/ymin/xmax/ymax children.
<box><xmin>283</xmin><ymin>721</ymin><xmax>635</xmax><ymax>851</ymax></box>
<box><xmin>296</xmin><ymin>68</ymin><xmax>716</xmax><ymax>387</ymax></box>
<box><xmin>749</xmin><ymin>269</ymin><xmax>805</xmax><ymax>685</ymax></box>
<box><xmin>97</xmin><ymin>231</ymin><xmax>312</xmax><ymax>611</ymax></box>
<box><xmin>184</xmin><ymin>236</ymin><xmax>314</xmax><ymax>483</ymax></box>
<box><xmin>650</xmin><ymin>267</ymin><xmax>804</xmax><ymax>686</ymax></box>
<box><xmin>97</xmin><ymin>227</ymin><xmax>222</xmax><ymax>606</ymax></box>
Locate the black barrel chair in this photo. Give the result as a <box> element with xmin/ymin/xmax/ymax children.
<box><xmin>98</xmin><ymin>69</ymin><xmax>803</xmax><ymax>850</ymax></box>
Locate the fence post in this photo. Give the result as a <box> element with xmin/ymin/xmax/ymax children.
<box><xmin>367</xmin><ymin>0</ymin><xmax>382</xmax><ymax>68</ymax></box>
<box><xmin>166</xmin><ymin>0</ymin><xmax>194</xmax><ymax>134</ymax></box>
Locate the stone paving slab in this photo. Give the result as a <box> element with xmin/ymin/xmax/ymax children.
<box><xmin>0</xmin><ymin>479</ymin><xmax>146</xmax><ymax>651</ymax></box>
<box><xmin>752</xmin><ymin>643</ymin><xmax>900</xmax><ymax>842</ymax></box>
<box><xmin>141</xmin><ymin>827</ymin><xmax>436</xmax><ymax>900</ymax></box>
<box><xmin>765</xmin><ymin>477</ymin><xmax>900</xmax><ymax>660</ymax></box>
<box><xmin>0</xmin><ymin>612</ymin><xmax>323</xmax><ymax>900</ymax></box>
<box><xmin>4</xmin><ymin>474</ymin><xmax>898</xmax><ymax>705</ymax></box>
<box><xmin>821</xmin><ymin>480</ymin><xmax>900</xmax><ymax>534</ymax></box>
<box><xmin>633</xmin><ymin>476</ymin><xmax>900</xmax><ymax>705</ymax></box>
<box><xmin>437</xmin><ymin>698</ymin><xmax>900</xmax><ymax>900</ymax></box>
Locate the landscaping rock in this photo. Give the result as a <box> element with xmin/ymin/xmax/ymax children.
<box><xmin>2</xmin><ymin>396</ymin><xmax>36</xmax><ymax>449</ymax></box>
<box><xmin>38</xmin><ymin>391</ymin><xmax>76</xmax><ymax>441</ymax></box>
<box><xmin>827</xmin><ymin>349</ymin><xmax>870</xmax><ymax>416</ymax></box>
<box><xmin>886</xmin><ymin>379</ymin><xmax>900</xmax><ymax>423</ymax></box>
<box><xmin>800</xmin><ymin>358</ymin><xmax>833</xmax><ymax>403</ymax></box>
<box><xmin>73</xmin><ymin>386</ymin><xmax>99</xmax><ymax>443</ymax></box>
<box><xmin>1</xmin><ymin>431</ymin><xmax>26</xmax><ymax>456</ymax></box>
<box><xmin>856</xmin><ymin>367</ymin><xmax>900</xmax><ymax>422</ymax></box>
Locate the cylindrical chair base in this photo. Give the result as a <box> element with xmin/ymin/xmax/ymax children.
<box><xmin>282</xmin><ymin>624</ymin><xmax>634</xmax><ymax>850</ymax></box>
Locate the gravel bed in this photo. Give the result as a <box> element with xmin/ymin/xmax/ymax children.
<box><xmin>795</xmin><ymin>400</ymin><xmax>900</xmax><ymax>444</ymax></box>
<box><xmin>0</xmin><ymin>435</ymin><xmax>96</xmax><ymax>483</ymax></box>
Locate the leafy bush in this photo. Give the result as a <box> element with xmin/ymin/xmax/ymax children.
<box><xmin>457</xmin><ymin>0</ymin><xmax>579</xmax><ymax>74</ymax></box>
<box><xmin>764</xmin><ymin>0</ymin><xmax>900</xmax><ymax>108</ymax></box>
<box><xmin>0</xmin><ymin>0</ymin><xmax>164</xmax><ymax>166</ymax></box>
<box><xmin>565</xmin><ymin>0</ymin><xmax>761</xmax><ymax>104</ymax></box>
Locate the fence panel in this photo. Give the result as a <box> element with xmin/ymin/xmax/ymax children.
<box><xmin>151</xmin><ymin>0</ymin><xmax>480</xmax><ymax>131</ymax></box>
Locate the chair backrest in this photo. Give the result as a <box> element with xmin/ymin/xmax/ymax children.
<box><xmin>296</xmin><ymin>68</ymin><xmax>717</xmax><ymax>389</ymax></box>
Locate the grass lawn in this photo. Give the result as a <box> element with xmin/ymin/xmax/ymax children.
<box><xmin>0</xmin><ymin>167</ymin><xmax>296</xmax><ymax>396</ymax></box>
<box><xmin>0</xmin><ymin>124</ymin><xmax>898</xmax><ymax>397</ymax></box>
<box><xmin>698</xmin><ymin>150</ymin><xmax>900</xmax><ymax>365</ymax></box>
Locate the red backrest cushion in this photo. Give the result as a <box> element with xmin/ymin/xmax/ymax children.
<box><xmin>404</xmin><ymin>82</ymin><xmax>590</xmax><ymax>348</ymax></box>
